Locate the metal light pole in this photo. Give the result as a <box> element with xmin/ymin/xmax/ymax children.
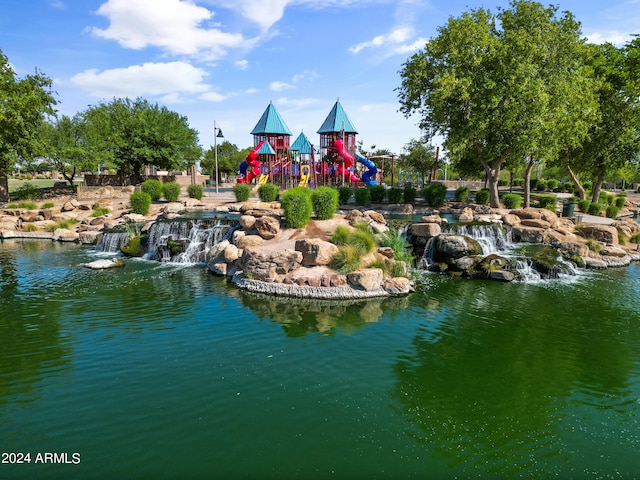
<box><xmin>214</xmin><ymin>121</ymin><xmax>224</xmax><ymax>194</ymax></box>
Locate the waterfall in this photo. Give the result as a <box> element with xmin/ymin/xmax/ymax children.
<box><xmin>145</xmin><ymin>218</ymin><xmax>239</xmax><ymax>264</ymax></box>
<box><xmin>445</xmin><ymin>224</ymin><xmax>511</xmax><ymax>255</ymax></box>
<box><xmin>420</xmin><ymin>237</ymin><xmax>437</xmax><ymax>269</ymax></box>
<box><xmin>95</xmin><ymin>231</ymin><xmax>131</xmax><ymax>253</ymax></box>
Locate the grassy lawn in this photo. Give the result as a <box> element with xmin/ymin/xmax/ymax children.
<box><xmin>8</xmin><ymin>178</ymin><xmax>80</xmax><ymax>192</ymax></box>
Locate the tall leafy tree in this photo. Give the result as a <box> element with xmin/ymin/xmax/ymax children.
<box><xmin>201</xmin><ymin>141</ymin><xmax>240</xmax><ymax>181</ymax></box>
<box><xmin>82</xmin><ymin>98</ymin><xmax>202</xmax><ymax>181</ymax></box>
<box><xmin>0</xmin><ymin>50</ymin><xmax>57</xmax><ymax>200</ymax></box>
<box><xmin>397</xmin><ymin>0</ymin><xmax>596</xmax><ymax>207</ymax></box>
<box><xmin>400</xmin><ymin>137</ymin><xmax>439</xmax><ymax>179</ymax></box>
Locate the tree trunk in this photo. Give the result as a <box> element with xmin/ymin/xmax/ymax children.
<box><xmin>591</xmin><ymin>171</ymin><xmax>605</xmax><ymax>203</ymax></box>
<box><xmin>523</xmin><ymin>157</ymin><xmax>535</xmax><ymax>208</ymax></box>
<box><xmin>486</xmin><ymin>166</ymin><xmax>502</xmax><ymax>208</ymax></box>
<box><xmin>0</xmin><ymin>172</ymin><xmax>8</xmax><ymax>203</ymax></box>
<box><xmin>566</xmin><ymin>164</ymin><xmax>585</xmax><ymax>200</ymax></box>
<box><xmin>62</xmin><ymin>167</ymin><xmax>77</xmax><ymax>193</ymax></box>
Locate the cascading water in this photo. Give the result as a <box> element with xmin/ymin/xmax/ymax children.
<box><xmin>95</xmin><ymin>231</ymin><xmax>132</xmax><ymax>253</ymax></box>
<box><xmin>446</xmin><ymin>223</ymin><xmax>511</xmax><ymax>254</ymax></box>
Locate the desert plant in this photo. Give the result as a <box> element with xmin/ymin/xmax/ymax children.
<box><xmin>605</xmin><ymin>205</ymin><xmax>619</xmax><ymax>219</ymax></box>
<box><xmin>369</xmin><ymin>185</ymin><xmax>386</xmax><ymax>203</ymax></box>
<box><xmin>474</xmin><ymin>188</ymin><xmax>490</xmax><ymax>205</ymax></box>
<box><xmin>388</xmin><ymin>188</ymin><xmax>403</xmax><ymax>203</ymax></box>
<box><xmin>46</xmin><ymin>218</ymin><xmax>79</xmax><ymax>232</ymax></box>
<box><xmin>403</xmin><ymin>185</ymin><xmax>417</xmax><ymax>204</ymax></box>
<box><xmin>331</xmin><ymin>225</ymin><xmax>350</xmax><ymax>245</ymax></box>
<box><xmin>422</xmin><ymin>183</ymin><xmax>447</xmax><ymax>206</ymax></box>
<box><xmin>233</xmin><ymin>183</ymin><xmax>251</xmax><ymax>202</ymax></box>
<box><xmin>502</xmin><ymin>193</ymin><xmax>522</xmax><ymax>209</ymax></box>
<box><xmin>585</xmin><ymin>238</ymin><xmax>602</xmax><ymax>253</ymax></box>
<box><xmin>162</xmin><ymin>182</ymin><xmax>181</xmax><ymax>202</ymax></box>
<box><xmin>187</xmin><ymin>183</ymin><xmax>204</xmax><ymax>200</ymax></box>
<box><xmin>618</xmin><ymin>233</ymin><xmax>628</xmax><ymax>246</ymax></box>
<box><xmin>281</xmin><ymin>187</ymin><xmax>313</xmax><ymax>228</ymax></box>
<box><xmin>354</xmin><ymin>187</ymin><xmax>371</xmax><ymax>206</ymax></box>
<box><xmin>337</xmin><ymin>186</ymin><xmax>353</xmax><ymax>204</ymax></box>
<box><xmin>41</xmin><ymin>201</ymin><xmax>55</xmax><ymax>209</ymax></box>
<box><xmin>10</xmin><ymin>200</ymin><xmax>38</xmax><ymax>210</ymax></box>
<box><xmin>379</xmin><ymin>228</ymin><xmax>413</xmax><ymax>264</ymax></box>
<box><xmin>130</xmin><ymin>191</ymin><xmax>152</xmax><ymax>215</ymax></box>
<box><xmin>577</xmin><ymin>199</ymin><xmax>591</xmax><ymax>213</ymax></box>
<box><xmin>91</xmin><ymin>206</ymin><xmax>111</xmax><ymax>217</ymax></box>
<box><xmin>631</xmin><ymin>233</ymin><xmax>640</xmax><ymax>244</ymax></box>
<box><xmin>258</xmin><ymin>183</ymin><xmax>279</xmax><ymax>202</ymax></box>
<box><xmin>330</xmin><ymin>245</ymin><xmax>362</xmax><ymax>274</ymax></box>
<box><xmin>141</xmin><ymin>179</ymin><xmax>163</xmax><ymax>201</ymax></box>
<box><xmin>349</xmin><ymin>227</ymin><xmax>377</xmax><ymax>255</ymax></box>
<box><xmin>311</xmin><ymin>186</ymin><xmax>339</xmax><ymax>220</ymax></box>
<box><xmin>454</xmin><ymin>186</ymin><xmax>470</xmax><ymax>203</ymax></box>
<box><xmin>23</xmin><ymin>223</ymin><xmax>38</xmax><ymax>232</ymax></box>
<box><xmin>587</xmin><ymin>202</ymin><xmax>603</xmax><ymax>216</ymax></box>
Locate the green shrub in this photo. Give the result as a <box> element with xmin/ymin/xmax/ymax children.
<box><xmin>349</xmin><ymin>227</ymin><xmax>376</xmax><ymax>255</ymax></box>
<box><xmin>388</xmin><ymin>188</ymin><xmax>403</xmax><ymax>203</ymax></box>
<box><xmin>615</xmin><ymin>196</ymin><xmax>626</xmax><ymax>208</ymax></box>
<box><xmin>311</xmin><ymin>186</ymin><xmax>339</xmax><ymax>220</ymax></box>
<box><xmin>162</xmin><ymin>182</ymin><xmax>181</xmax><ymax>202</ymax></box>
<box><xmin>281</xmin><ymin>187</ymin><xmax>313</xmax><ymax>228</ymax></box>
<box><xmin>130</xmin><ymin>191</ymin><xmax>152</xmax><ymax>215</ymax></box>
<box><xmin>41</xmin><ymin>201</ymin><xmax>55</xmax><ymax>209</ymax></box>
<box><xmin>330</xmin><ymin>245</ymin><xmax>362</xmax><ymax>274</ymax></box>
<box><xmin>422</xmin><ymin>183</ymin><xmax>447</xmax><ymax>206</ymax></box>
<box><xmin>354</xmin><ymin>187</ymin><xmax>371</xmax><ymax>206</ymax></box>
<box><xmin>513</xmin><ymin>178</ymin><xmax>525</xmax><ymax>187</ymax></box>
<box><xmin>605</xmin><ymin>205</ymin><xmax>619</xmax><ymax>219</ymax></box>
<box><xmin>10</xmin><ymin>200</ymin><xmax>38</xmax><ymax>209</ymax></box>
<box><xmin>121</xmin><ymin>235</ymin><xmax>145</xmax><ymax>257</ymax></box>
<box><xmin>258</xmin><ymin>183</ymin><xmax>279</xmax><ymax>202</ymax></box>
<box><xmin>454</xmin><ymin>186</ymin><xmax>470</xmax><ymax>203</ymax></box>
<box><xmin>91</xmin><ymin>206</ymin><xmax>111</xmax><ymax>217</ymax></box>
<box><xmin>585</xmin><ymin>238</ymin><xmax>602</xmax><ymax>253</ymax></box>
<box><xmin>141</xmin><ymin>179</ymin><xmax>163</xmax><ymax>201</ymax></box>
<box><xmin>631</xmin><ymin>233</ymin><xmax>640</xmax><ymax>244</ymax></box>
<box><xmin>498</xmin><ymin>178</ymin><xmax>509</xmax><ymax>187</ymax></box>
<box><xmin>233</xmin><ymin>183</ymin><xmax>251</xmax><ymax>202</ymax></box>
<box><xmin>587</xmin><ymin>202</ymin><xmax>603</xmax><ymax>216</ymax></box>
<box><xmin>562</xmin><ymin>181</ymin><xmax>574</xmax><ymax>192</ymax></box>
<box><xmin>529</xmin><ymin>178</ymin><xmax>539</xmax><ymax>191</ymax></box>
<box><xmin>23</xmin><ymin>223</ymin><xmax>38</xmax><ymax>232</ymax></box>
<box><xmin>502</xmin><ymin>193</ymin><xmax>522</xmax><ymax>209</ymax></box>
<box><xmin>403</xmin><ymin>185</ymin><xmax>417</xmax><ymax>204</ymax></box>
<box><xmin>369</xmin><ymin>185</ymin><xmax>386</xmax><ymax>203</ymax></box>
<box><xmin>583</xmin><ymin>181</ymin><xmax>592</xmax><ymax>191</ymax></box>
<box><xmin>546</xmin><ymin>179</ymin><xmax>559</xmax><ymax>191</ymax></box>
<box><xmin>331</xmin><ymin>225</ymin><xmax>350</xmax><ymax>245</ymax></box>
<box><xmin>537</xmin><ymin>195</ymin><xmax>557</xmax><ymax>211</ymax></box>
<box><xmin>338</xmin><ymin>186</ymin><xmax>353</xmax><ymax>204</ymax></box>
<box><xmin>577</xmin><ymin>199</ymin><xmax>591</xmax><ymax>213</ymax></box>
<box><xmin>13</xmin><ymin>182</ymin><xmax>40</xmax><ymax>200</ymax></box>
<box><xmin>536</xmin><ymin>179</ymin><xmax>547</xmax><ymax>192</ymax></box>
<box><xmin>187</xmin><ymin>183</ymin><xmax>204</xmax><ymax>200</ymax></box>
<box><xmin>45</xmin><ymin>218</ymin><xmax>78</xmax><ymax>232</ymax></box>
<box><xmin>379</xmin><ymin>228</ymin><xmax>413</xmax><ymax>264</ymax></box>
<box><xmin>475</xmin><ymin>188</ymin><xmax>490</xmax><ymax>205</ymax></box>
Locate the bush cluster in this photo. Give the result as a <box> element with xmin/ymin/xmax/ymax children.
<box><xmin>475</xmin><ymin>188</ymin><xmax>490</xmax><ymax>205</ymax></box>
<box><xmin>337</xmin><ymin>186</ymin><xmax>353</xmax><ymax>204</ymax></box>
<box><xmin>403</xmin><ymin>185</ymin><xmax>417</xmax><ymax>204</ymax></box>
<box><xmin>369</xmin><ymin>185</ymin><xmax>386</xmax><ymax>203</ymax></box>
<box><xmin>162</xmin><ymin>182</ymin><xmax>181</xmax><ymax>202</ymax></box>
<box><xmin>502</xmin><ymin>193</ymin><xmax>522</xmax><ymax>209</ymax></box>
<box><xmin>577</xmin><ymin>199</ymin><xmax>591</xmax><ymax>213</ymax></box>
<box><xmin>187</xmin><ymin>184</ymin><xmax>204</xmax><ymax>200</ymax></box>
<box><xmin>258</xmin><ymin>183</ymin><xmax>279</xmax><ymax>202</ymax></box>
<box><xmin>388</xmin><ymin>188</ymin><xmax>403</xmax><ymax>204</ymax></box>
<box><xmin>281</xmin><ymin>187</ymin><xmax>313</xmax><ymax>228</ymax></box>
<box><xmin>454</xmin><ymin>186</ymin><xmax>470</xmax><ymax>203</ymax></box>
<box><xmin>587</xmin><ymin>202</ymin><xmax>603</xmax><ymax>216</ymax></box>
<box><xmin>537</xmin><ymin>195</ymin><xmax>557</xmax><ymax>211</ymax></box>
<box><xmin>130</xmin><ymin>191</ymin><xmax>152</xmax><ymax>215</ymax></box>
<box><xmin>422</xmin><ymin>183</ymin><xmax>447</xmax><ymax>206</ymax></box>
<box><xmin>354</xmin><ymin>187</ymin><xmax>371</xmax><ymax>206</ymax></box>
<box><xmin>546</xmin><ymin>179</ymin><xmax>559</xmax><ymax>191</ymax></box>
<box><xmin>615</xmin><ymin>195</ymin><xmax>626</xmax><ymax>208</ymax></box>
<box><xmin>311</xmin><ymin>186</ymin><xmax>339</xmax><ymax>220</ymax></box>
<box><xmin>233</xmin><ymin>183</ymin><xmax>251</xmax><ymax>202</ymax></box>
<box><xmin>605</xmin><ymin>205</ymin><xmax>619</xmax><ymax>219</ymax></box>
<box><xmin>141</xmin><ymin>179</ymin><xmax>163</xmax><ymax>201</ymax></box>
<box><xmin>13</xmin><ymin>183</ymin><xmax>40</xmax><ymax>201</ymax></box>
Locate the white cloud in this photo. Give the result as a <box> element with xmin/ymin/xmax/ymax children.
<box><xmin>235</xmin><ymin>60</ymin><xmax>249</xmax><ymax>70</ymax></box>
<box><xmin>200</xmin><ymin>91</ymin><xmax>227</xmax><ymax>102</ymax></box>
<box><xmin>586</xmin><ymin>30</ymin><xmax>634</xmax><ymax>46</ymax></box>
<box><xmin>91</xmin><ymin>0</ymin><xmax>254</xmax><ymax>60</ymax></box>
<box><xmin>269</xmin><ymin>80</ymin><xmax>294</xmax><ymax>91</ymax></box>
<box><xmin>245</xmin><ymin>88</ymin><xmax>259</xmax><ymax>94</ymax></box>
<box><xmin>349</xmin><ymin>26</ymin><xmax>423</xmax><ymax>56</ymax></box>
<box><xmin>275</xmin><ymin>97</ymin><xmax>319</xmax><ymax>108</ymax></box>
<box><xmin>70</xmin><ymin>61</ymin><xmax>212</xmax><ymax>99</ymax></box>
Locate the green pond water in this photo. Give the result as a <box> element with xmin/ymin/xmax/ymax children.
<box><xmin>1</xmin><ymin>240</ymin><xmax>639</xmax><ymax>479</ymax></box>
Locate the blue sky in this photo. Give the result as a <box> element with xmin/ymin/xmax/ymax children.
<box><xmin>1</xmin><ymin>0</ymin><xmax>638</xmax><ymax>155</ymax></box>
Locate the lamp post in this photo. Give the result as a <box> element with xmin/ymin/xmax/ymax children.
<box><xmin>214</xmin><ymin>121</ymin><xmax>224</xmax><ymax>194</ymax></box>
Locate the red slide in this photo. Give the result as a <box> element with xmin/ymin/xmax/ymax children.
<box><xmin>334</xmin><ymin>138</ymin><xmax>360</xmax><ymax>182</ymax></box>
<box><xmin>237</xmin><ymin>141</ymin><xmax>264</xmax><ymax>184</ymax></box>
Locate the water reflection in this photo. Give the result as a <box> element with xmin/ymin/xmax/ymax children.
<box><xmin>238</xmin><ymin>290</ymin><xmax>409</xmax><ymax>336</ymax></box>
<box><xmin>394</xmin><ymin>269</ymin><xmax>640</xmax><ymax>478</ymax></box>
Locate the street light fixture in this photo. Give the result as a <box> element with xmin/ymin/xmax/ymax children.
<box><xmin>214</xmin><ymin>121</ymin><xmax>224</xmax><ymax>194</ymax></box>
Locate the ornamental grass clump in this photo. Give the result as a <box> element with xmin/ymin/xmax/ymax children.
<box><xmin>329</xmin><ymin>223</ymin><xmax>377</xmax><ymax>274</ymax></box>
<box><xmin>141</xmin><ymin>179</ymin><xmax>163</xmax><ymax>201</ymax></box>
<box><xmin>258</xmin><ymin>183</ymin><xmax>279</xmax><ymax>202</ymax></box>
<box><xmin>162</xmin><ymin>182</ymin><xmax>181</xmax><ymax>202</ymax></box>
<box><xmin>615</xmin><ymin>195</ymin><xmax>626</xmax><ymax>208</ymax></box>
<box><xmin>130</xmin><ymin>191</ymin><xmax>152</xmax><ymax>215</ymax></box>
<box><xmin>91</xmin><ymin>206</ymin><xmax>111</xmax><ymax>217</ymax></box>
<box><xmin>502</xmin><ymin>193</ymin><xmax>522</xmax><ymax>209</ymax></box>
<box><xmin>311</xmin><ymin>186</ymin><xmax>339</xmax><ymax>220</ymax></box>
<box><xmin>281</xmin><ymin>187</ymin><xmax>313</xmax><ymax>228</ymax></box>
<box><xmin>330</xmin><ymin>245</ymin><xmax>362</xmax><ymax>274</ymax></box>
<box><xmin>187</xmin><ymin>184</ymin><xmax>204</xmax><ymax>200</ymax></box>
<box><xmin>233</xmin><ymin>183</ymin><xmax>251</xmax><ymax>202</ymax></box>
<box><xmin>379</xmin><ymin>228</ymin><xmax>413</xmax><ymax>264</ymax></box>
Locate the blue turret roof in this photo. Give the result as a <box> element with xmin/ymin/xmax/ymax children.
<box><xmin>290</xmin><ymin>131</ymin><xmax>312</xmax><ymax>155</ymax></box>
<box><xmin>250</xmin><ymin>102</ymin><xmax>292</xmax><ymax>135</ymax></box>
<box><xmin>317</xmin><ymin>100</ymin><xmax>358</xmax><ymax>134</ymax></box>
<box><xmin>257</xmin><ymin>141</ymin><xmax>276</xmax><ymax>155</ymax></box>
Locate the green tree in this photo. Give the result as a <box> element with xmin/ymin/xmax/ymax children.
<box><xmin>400</xmin><ymin>137</ymin><xmax>439</xmax><ymax>181</ymax></box>
<box><xmin>397</xmin><ymin>1</ymin><xmax>596</xmax><ymax>208</ymax></box>
<box><xmin>201</xmin><ymin>141</ymin><xmax>239</xmax><ymax>181</ymax></box>
<box><xmin>0</xmin><ymin>50</ymin><xmax>57</xmax><ymax>200</ymax></box>
<box><xmin>82</xmin><ymin>97</ymin><xmax>202</xmax><ymax>181</ymax></box>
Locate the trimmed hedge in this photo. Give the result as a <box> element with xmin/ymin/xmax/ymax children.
<box><xmin>502</xmin><ymin>193</ymin><xmax>522</xmax><ymax>209</ymax></box>
<box><xmin>187</xmin><ymin>183</ymin><xmax>203</xmax><ymax>200</ymax></box>
<box><xmin>422</xmin><ymin>183</ymin><xmax>447</xmax><ymax>207</ymax></box>
<box><xmin>141</xmin><ymin>179</ymin><xmax>163</xmax><ymax>201</ymax></box>
<box><xmin>281</xmin><ymin>187</ymin><xmax>313</xmax><ymax>228</ymax></box>
<box><xmin>577</xmin><ymin>199</ymin><xmax>591</xmax><ymax>213</ymax></box>
<box><xmin>615</xmin><ymin>195</ymin><xmax>626</xmax><ymax>208</ymax></box>
<box><xmin>338</xmin><ymin>186</ymin><xmax>353</xmax><ymax>204</ymax></box>
<box><xmin>369</xmin><ymin>185</ymin><xmax>386</xmax><ymax>203</ymax></box>
<box><xmin>130</xmin><ymin>191</ymin><xmax>152</xmax><ymax>215</ymax></box>
<box><xmin>537</xmin><ymin>195</ymin><xmax>557</xmax><ymax>211</ymax></box>
<box><xmin>403</xmin><ymin>185</ymin><xmax>417</xmax><ymax>204</ymax></box>
<box><xmin>354</xmin><ymin>187</ymin><xmax>371</xmax><ymax>206</ymax></box>
<box><xmin>233</xmin><ymin>183</ymin><xmax>251</xmax><ymax>202</ymax></box>
<box><xmin>454</xmin><ymin>186</ymin><xmax>470</xmax><ymax>203</ymax></box>
<box><xmin>588</xmin><ymin>202</ymin><xmax>603</xmax><ymax>216</ymax></box>
<box><xmin>258</xmin><ymin>183</ymin><xmax>279</xmax><ymax>202</ymax></box>
<box><xmin>388</xmin><ymin>188</ymin><xmax>403</xmax><ymax>204</ymax></box>
<box><xmin>605</xmin><ymin>205</ymin><xmax>619</xmax><ymax>219</ymax></box>
<box><xmin>162</xmin><ymin>182</ymin><xmax>181</xmax><ymax>202</ymax></box>
<box><xmin>475</xmin><ymin>188</ymin><xmax>490</xmax><ymax>205</ymax></box>
<box><xmin>311</xmin><ymin>186</ymin><xmax>339</xmax><ymax>220</ymax></box>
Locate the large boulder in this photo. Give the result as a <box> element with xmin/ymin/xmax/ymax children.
<box><xmin>53</xmin><ymin>228</ymin><xmax>79</xmax><ymax>242</ymax></box>
<box><xmin>410</xmin><ymin>223</ymin><xmax>442</xmax><ymax>238</ymax></box>
<box><xmin>458</xmin><ymin>207</ymin><xmax>474</xmax><ymax>222</ymax></box>
<box><xmin>511</xmin><ymin>226</ymin><xmax>549</xmax><ymax>244</ymax></box>
<box><xmin>502</xmin><ymin>213</ymin><xmax>522</xmax><ymax>227</ymax></box>
<box><xmin>239</xmin><ymin>248</ymin><xmax>302</xmax><ymax>282</ymax></box>
<box><xmin>347</xmin><ymin>268</ymin><xmax>384</xmax><ymax>291</ymax></box>
<box><xmin>382</xmin><ymin>277</ymin><xmax>414</xmax><ymax>295</ymax></box>
<box><xmin>78</xmin><ymin>231</ymin><xmax>102</xmax><ymax>245</ymax></box>
<box><xmin>254</xmin><ymin>216</ymin><xmax>280</xmax><ymax>240</ymax></box>
<box><xmin>239</xmin><ymin>215</ymin><xmax>256</xmax><ymax>229</ymax></box>
<box><xmin>83</xmin><ymin>258</ymin><xmax>125</xmax><ymax>270</ymax></box>
<box><xmin>235</xmin><ymin>234</ymin><xmax>265</xmax><ymax>249</ymax></box>
<box><xmin>434</xmin><ymin>234</ymin><xmax>482</xmax><ymax>260</ymax></box>
<box><xmin>295</xmin><ymin>238</ymin><xmax>339</xmax><ymax>266</ymax></box>
<box><xmin>580</xmin><ymin>225</ymin><xmax>619</xmax><ymax>245</ymax></box>
<box><xmin>520</xmin><ymin>218</ymin><xmax>551</xmax><ymax>229</ymax></box>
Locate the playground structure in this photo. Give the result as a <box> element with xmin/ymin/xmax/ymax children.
<box><xmin>236</xmin><ymin>100</ymin><xmax>381</xmax><ymax>189</ymax></box>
